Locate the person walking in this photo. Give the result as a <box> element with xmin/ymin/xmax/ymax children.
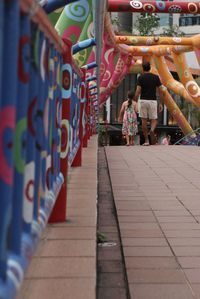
<box><xmin>118</xmin><ymin>90</ymin><xmax>138</xmax><ymax>146</ymax></box>
<box><xmin>134</xmin><ymin>61</ymin><xmax>163</xmax><ymax>145</ymax></box>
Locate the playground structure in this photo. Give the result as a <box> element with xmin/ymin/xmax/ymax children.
<box><xmin>0</xmin><ymin>0</ymin><xmax>199</xmax><ymax>298</ymax></box>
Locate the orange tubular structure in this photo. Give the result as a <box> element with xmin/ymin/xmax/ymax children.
<box><xmin>149</xmin><ymin>59</ymin><xmax>195</xmax><ymax>136</ymax></box>
<box><xmin>116</xmin><ymin>33</ymin><xmax>200</xmax><ymax>65</ymax></box>
<box><xmin>115</xmin><ymin>35</ymin><xmax>200</xmax><ymax>47</ymax></box>
<box><xmin>127</xmin><ymin>45</ymin><xmax>193</xmax><ymax>56</ymax></box>
<box><xmin>153</xmin><ymin>55</ymin><xmax>195</xmax><ymax>104</ymax></box>
<box><xmin>172</xmin><ymin>52</ymin><xmax>200</xmax><ymax>107</ymax></box>
<box><xmin>159</xmin><ymin>85</ymin><xmax>195</xmax><ymax>136</ymax></box>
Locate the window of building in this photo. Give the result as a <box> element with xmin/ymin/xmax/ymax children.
<box><xmin>179</xmin><ymin>14</ymin><xmax>200</xmax><ymax>26</ymax></box>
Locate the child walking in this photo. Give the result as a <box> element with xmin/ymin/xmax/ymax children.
<box><xmin>118</xmin><ymin>91</ymin><xmax>138</xmax><ymax>146</ymax></box>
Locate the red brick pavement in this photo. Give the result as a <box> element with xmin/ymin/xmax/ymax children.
<box><xmin>105</xmin><ymin>145</ymin><xmax>200</xmax><ymax>299</ymax></box>
<box><xmin>16</xmin><ymin>143</ymin><xmax>200</xmax><ymax>299</ymax></box>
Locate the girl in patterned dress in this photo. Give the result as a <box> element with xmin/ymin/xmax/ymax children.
<box><xmin>118</xmin><ymin>91</ymin><xmax>138</xmax><ymax>146</ymax></box>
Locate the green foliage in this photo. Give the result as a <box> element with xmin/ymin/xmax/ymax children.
<box><xmin>98</xmin><ymin>124</ymin><xmax>106</xmax><ymax>134</ymax></box>
<box><xmin>132</xmin><ymin>14</ymin><xmax>185</xmax><ymax>37</ymax></box>
<box><xmin>111</xmin><ymin>16</ymin><xmax>121</xmax><ymax>27</ymax></box>
<box><xmin>98</xmin><ymin>124</ymin><xmax>107</xmax><ymax>146</ymax></box>
<box><xmin>133</xmin><ymin>13</ymin><xmax>160</xmax><ymax>36</ymax></box>
<box><xmin>97</xmin><ymin>231</ymin><xmax>107</xmax><ymax>243</ymax></box>
<box><xmin>161</xmin><ymin>25</ymin><xmax>185</xmax><ymax>37</ymax></box>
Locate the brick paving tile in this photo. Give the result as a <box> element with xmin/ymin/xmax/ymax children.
<box><xmin>190</xmin><ymin>284</ymin><xmax>200</xmax><ymax>299</ymax></box>
<box><xmin>120</xmin><ymin>229</ymin><xmax>164</xmax><ymax>238</ymax></box>
<box><xmin>115</xmin><ymin>196</ymin><xmax>147</xmax><ymax>201</ymax></box>
<box><xmin>120</xmin><ymin>222</ymin><xmax>160</xmax><ymax>230</ymax></box>
<box><xmin>122</xmin><ymin>237</ymin><xmax>168</xmax><ymax>247</ymax></box>
<box><xmin>159</xmin><ymin>222</ymin><xmax>200</xmax><ymax>230</ymax></box>
<box><xmin>129</xmin><ymin>284</ymin><xmax>195</xmax><ymax>299</ymax></box>
<box><xmin>38</xmin><ymin>239</ymin><xmax>95</xmax><ymax>257</ymax></box>
<box><xmin>26</xmin><ymin>257</ymin><xmax>95</xmax><ymax>278</ymax></box>
<box><xmin>178</xmin><ymin>257</ymin><xmax>200</xmax><ymax>268</ymax></box>
<box><xmin>113</xmin><ymin>184</ymin><xmax>140</xmax><ymax>190</ymax></box>
<box><xmin>117</xmin><ymin>210</ymin><xmax>154</xmax><ymax>216</ymax></box>
<box><xmin>63</xmin><ymin>216</ymin><xmax>96</xmax><ymax>227</ymax></box>
<box><xmin>115</xmin><ymin>201</ymin><xmax>151</xmax><ymax>211</ymax></box>
<box><xmin>184</xmin><ymin>269</ymin><xmax>200</xmax><ymax>283</ymax></box>
<box><xmin>147</xmin><ymin>200</ymin><xmax>185</xmax><ymax>210</ymax></box>
<box><xmin>154</xmin><ymin>210</ymin><xmax>191</xmax><ymax>216</ymax></box>
<box><xmin>173</xmin><ymin>246</ymin><xmax>200</xmax><ymax>257</ymax></box>
<box><xmin>180</xmin><ymin>196</ymin><xmax>200</xmax><ymax>201</ymax></box>
<box><xmin>43</xmin><ymin>227</ymin><xmax>95</xmax><ymax>240</ymax></box>
<box><xmin>17</xmin><ymin>278</ymin><xmax>96</xmax><ymax>299</ymax></box>
<box><xmin>190</xmin><ymin>210</ymin><xmax>200</xmax><ymax>216</ymax></box>
<box><xmin>156</xmin><ymin>216</ymin><xmax>196</xmax><ymax>223</ymax></box>
<box><xmin>127</xmin><ymin>269</ymin><xmax>186</xmax><ymax>283</ymax></box>
<box><xmin>118</xmin><ymin>215</ymin><xmax>157</xmax><ymax>223</ymax></box>
<box><xmin>144</xmin><ymin>196</ymin><xmax>178</xmax><ymax>201</ymax></box>
<box><xmin>123</xmin><ymin>246</ymin><xmax>173</xmax><ymax>257</ymax></box>
<box><xmin>125</xmin><ymin>257</ymin><xmax>179</xmax><ymax>269</ymax></box>
<box><xmin>67</xmin><ymin>207</ymin><xmax>96</xmax><ymax>217</ymax></box>
<box><xmin>164</xmin><ymin>230</ymin><xmax>200</xmax><ymax>238</ymax></box>
<box><xmin>168</xmin><ymin>238</ymin><xmax>200</xmax><ymax>246</ymax></box>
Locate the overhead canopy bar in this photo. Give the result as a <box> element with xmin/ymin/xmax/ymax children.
<box><xmin>108</xmin><ymin>0</ymin><xmax>200</xmax><ymax>14</ymax></box>
<box><xmin>115</xmin><ymin>35</ymin><xmax>200</xmax><ymax>47</ymax></box>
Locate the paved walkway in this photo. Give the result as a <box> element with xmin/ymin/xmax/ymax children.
<box><xmin>17</xmin><ymin>141</ymin><xmax>200</xmax><ymax>299</ymax></box>
<box><xmin>106</xmin><ymin>145</ymin><xmax>200</xmax><ymax>299</ymax></box>
<box><xmin>17</xmin><ymin>136</ymin><xmax>98</xmax><ymax>299</ymax></box>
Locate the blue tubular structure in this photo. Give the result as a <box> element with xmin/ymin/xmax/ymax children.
<box><xmin>11</xmin><ymin>14</ymin><xmax>31</xmax><ymax>254</ymax></box>
<box><xmin>89</xmin><ymin>85</ymin><xmax>97</xmax><ymax>90</ymax></box>
<box><xmin>0</xmin><ymin>1</ymin><xmax>65</xmax><ymax>298</ymax></box>
<box><xmin>33</xmin><ymin>31</ymin><xmax>45</xmax><ymax>221</ymax></box>
<box><xmin>0</xmin><ymin>0</ymin><xmax>20</xmax><ymax>282</ymax></box>
<box><xmin>82</xmin><ymin>61</ymin><xmax>98</xmax><ymax>70</ymax></box>
<box><xmin>47</xmin><ymin>47</ymin><xmax>55</xmax><ymax>192</ymax></box>
<box><xmin>72</xmin><ymin>38</ymin><xmax>96</xmax><ymax>55</ymax></box>
<box><xmin>68</xmin><ymin>66</ymin><xmax>82</xmax><ymax>165</ymax></box>
<box><xmin>86</xmin><ymin>75</ymin><xmax>97</xmax><ymax>82</ymax></box>
<box><xmin>43</xmin><ymin>0</ymin><xmax>79</xmax><ymax>14</ymax></box>
<box><xmin>51</xmin><ymin>48</ymin><xmax>59</xmax><ymax>185</ymax></box>
<box><xmin>53</xmin><ymin>52</ymin><xmax>62</xmax><ymax>180</ymax></box>
<box><xmin>0</xmin><ymin>1</ymin><xmax>3</xmax><ymax>106</ymax></box>
<box><xmin>23</xmin><ymin>24</ymin><xmax>39</xmax><ymax>234</ymax></box>
<box><xmin>90</xmin><ymin>91</ymin><xmax>98</xmax><ymax>96</ymax></box>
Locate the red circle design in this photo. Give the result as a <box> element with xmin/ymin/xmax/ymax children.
<box><xmin>25</xmin><ymin>180</ymin><xmax>34</xmax><ymax>202</ymax></box>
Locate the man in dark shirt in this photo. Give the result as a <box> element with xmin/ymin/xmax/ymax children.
<box><xmin>134</xmin><ymin>61</ymin><xmax>163</xmax><ymax>145</ymax></box>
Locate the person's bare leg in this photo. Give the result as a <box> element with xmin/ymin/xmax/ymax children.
<box><xmin>141</xmin><ymin>118</ymin><xmax>149</xmax><ymax>144</ymax></box>
<box><xmin>150</xmin><ymin>119</ymin><xmax>157</xmax><ymax>144</ymax></box>
<box><xmin>130</xmin><ymin>135</ymin><xmax>134</xmax><ymax>145</ymax></box>
<box><xmin>126</xmin><ymin>134</ymin><xmax>129</xmax><ymax>145</ymax></box>
<box><xmin>150</xmin><ymin>119</ymin><xmax>157</xmax><ymax>133</ymax></box>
